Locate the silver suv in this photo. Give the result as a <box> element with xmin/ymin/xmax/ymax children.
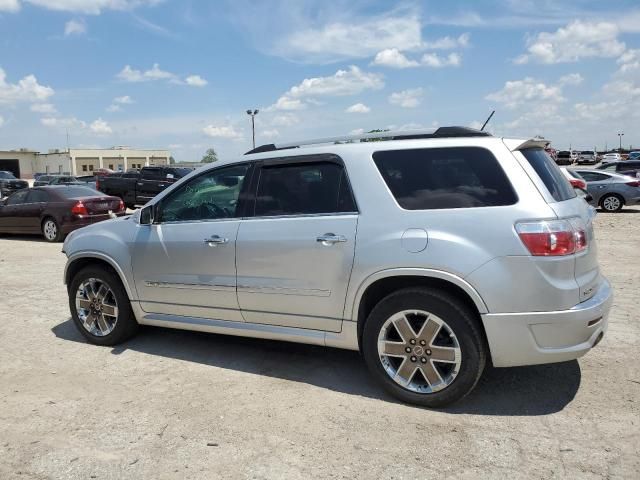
<box><xmin>63</xmin><ymin>127</ymin><xmax>612</xmax><ymax>407</ymax></box>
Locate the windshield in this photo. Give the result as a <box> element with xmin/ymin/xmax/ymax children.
<box><xmin>0</xmin><ymin>171</ymin><xmax>17</xmax><ymax>179</ymax></box>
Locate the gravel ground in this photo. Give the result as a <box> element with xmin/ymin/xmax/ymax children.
<box><xmin>0</xmin><ymin>209</ymin><xmax>638</xmax><ymax>479</ymax></box>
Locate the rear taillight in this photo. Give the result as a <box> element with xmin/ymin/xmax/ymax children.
<box><xmin>118</xmin><ymin>199</ymin><xmax>125</xmax><ymax>211</ymax></box>
<box><xmin>625</xmin><ymin>180</ymin><xmax>640</xmax><ymax>187</ymax></box>
<box><xmin>516</xmin><ymin>219</ymin><xmax>588</xmax><ymax>256</ymax></box>
<box><xmin>569</xmin><ymin>178</ymin><xmax>587</xmax><ymax>190</ymax></box>
<box><xmin>71</xmin><ymin>201</ymin><xmax>88</xmax><ymax>216</ymax></box>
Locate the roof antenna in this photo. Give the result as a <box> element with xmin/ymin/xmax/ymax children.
<box><xmin>480</xmin><ymin>110</ymin><xmax>495</xmax><ymax>131</ymax></box>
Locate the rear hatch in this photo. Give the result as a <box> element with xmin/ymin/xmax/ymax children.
<box><xmin>508</xmin><ymin>141</ymin><xmax>601</xmax><ymax>304</ymax></box>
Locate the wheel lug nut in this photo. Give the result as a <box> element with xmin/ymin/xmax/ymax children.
<box><xmin>426</xmin><ymin>349</ymin><xmax>432</xmax><ymax>356</ymax></box>
<box><xmin>419</xmin><ymin>340</ymin><xmax>426</xmax><ymax>346</ymax></box>
<box><xmin>405</xmin><ymin>347</ymin><xmax>411</xmax><ymax>353</ymax></box>
<box><xmin>409</xmin><ymin>339</ymin><xmax>416</xmax><ymax>345</ymax></box>
<box><xmin>410</xmin><ymin>356</ymin><xmax>417</xmax><ymax>362</ymax></box>
<box><xmin>421</xmin><ymin>357</ymin><xmax>427</xmax><ymax>363</ymax></box>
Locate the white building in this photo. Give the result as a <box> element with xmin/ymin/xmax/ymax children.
<box><xmin>0</xmin><ymin>147</ymin><xmax>171</xmax><ymax>178</ymax></box>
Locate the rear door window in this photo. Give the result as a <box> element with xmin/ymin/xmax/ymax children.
<box><xmin>579</xmin><ymin>171</ymin><xmax>610</xmax><ymax>182</ymax></box>
<box><xmin>373</xmin><ymin>147</ymin><xmax>517</xmax><ymax>210</ymax></box>
<box><xmin>520</xmin><ymin>148</ymin><xmax>576</xmax><ymax>202</ymax></box>
<box><xmin>27</xmin><ymin>190</ymin><xmax>49</xmax><ymax>203</ymax></box>
<box><xmin>141</xmin><ymin>168</ymin><xmax>162</xmax><ymax>180</ymax></box>
<box><xmin>254</xmin><ymin>160</ymin><xmax>356</xmax><ymax>216</ymax></box>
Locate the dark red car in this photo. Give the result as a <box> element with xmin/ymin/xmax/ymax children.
<box><xmin>0</xmin><ymin>185</ymin><xmax>126</xmax><ymax>242</ymax></box>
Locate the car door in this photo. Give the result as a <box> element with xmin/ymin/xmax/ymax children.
<box><xmin>0</xmin><ymin>189</ymin><xmax>31</xmax><ymax>232</ymax></box>
<box><xmin>579</xmin><ymin>171</ymin><xmax>613</xmax><ymax>204</ymax></box>
<box><xmin>131</xmin><ymin>163</ymin><xmax>253</xmax><ymax>321</ymax></box>
<box><xmin>236</xmin><ymin>156</ymin><xmax>358</xmax><ymax>332</ymax></box>
<box><xmin>20</xmin><ymin>189</ymin><xmax>49</xmax><ymax>232</ymax></box>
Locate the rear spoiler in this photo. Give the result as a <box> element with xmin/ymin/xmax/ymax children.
<box><xmin>503</xmin><ymin>138</ymin><xmax>551</xmax><ymax>151</ymax></box>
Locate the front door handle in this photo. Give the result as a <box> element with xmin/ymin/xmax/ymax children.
<box><xmin>316</xmin><ymin>233</ymin><xmax>347</xmax><ymax>245</ymax></box>
<box><xmin>204</xmin><ymin>235</ymin><xmax>229</xmax><ymax>246</ymax></box>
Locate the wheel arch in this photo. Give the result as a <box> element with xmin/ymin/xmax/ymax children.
<box><xmin>352</xmin><ymin>269</ymin><xmax>489</xmax><ymax>350</ymax></box>
<box><xmin>64</xmin><ymin>253</ymin><xmax>135</xmax><ymax>300</ymax></box>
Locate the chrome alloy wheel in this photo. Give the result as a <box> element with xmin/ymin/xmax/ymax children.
<box><xmin>43</xmin><ymin>220</ymin><xmax>58</xmax><ymax>241</ymax></box>
<box><xmin>602</xmin><ymin>196</ymin><xmax>621</xmax><ymax>211</ymax></box>
<box><xmin>76</xmin><ymin>278</ymin><xmax>119</xmax><ymax>337</ymax></box>
<box><xmin>377</xmin><ymin>310</ymin><xmax>462</xmax><ymax>394</ymax></box>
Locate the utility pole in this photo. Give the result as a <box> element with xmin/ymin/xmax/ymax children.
<box><xmin>246</xmin><ymin>109</ymin><xmax>259</xmax><ymax>149</ymax></box>
<box><xmin>618</xmin><ymin>132</ymin><xmax>624</xmax><ymax>153</ymax></box>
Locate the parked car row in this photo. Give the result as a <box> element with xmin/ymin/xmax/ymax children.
<box><xmin>0</xmin><ymin>171</ymin><xmax>29</xmax><ymax>197</ymax></box>
<box><xmin>562</xmin><ymin>167</ymin><xmax>640</xmax><ymax>212</ymax></box>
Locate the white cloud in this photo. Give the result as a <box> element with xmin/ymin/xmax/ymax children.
<box><xmin>0</xmin><ymin>68</ymin><xmax>54</xmax><ymax>105</ymax></box>
<box><xmin>0</xmin><ymin>0</ymin><xmax>20</xmax><ymax>12</ymax></box>
<box><xmin>64</xmin><ymin>18</ymin><xmax>86</xmax><ymax>36</ymax></box>
<box><xmin>114</xmin><ymin>95</ymin><xmax>133</xmax><ymax>104</ymax></box>
<box><xmin>117</xmin><ymin>63</ymin><xmax>175</xmax><ymax>82</ymax></box>
<box><xmin>106</xmin><ymin>104</ymin><xmax>121</xmax><ymax>112</ymax></box>
<box><xmin>269</xmin><ymin>113</ymin><xmax>300</xmax><ymax>127</ymax></box>
<box><xmin>486</xmin><ymin>77</ymin><xmax>564</xmax><ymax>108</ymax></box>
<box><xmin>184</xmin><ymin>75</ymin><xmax>207</xmax><ymax>87</ymax></box>
<box><xmin>260</xmin><ymin>129</ymin><xmax>280</xmax><ymax>139</ymax></box>
<box><xmin>371</xmin><ymin>48</ymin><xmax>419</xmax><ymax>69</ymax></box>
<box><xmin>421</xmin><ymin>52</ymin><xmax>461</xmax><ymax>68</ymax></box>
<box><xmin>274</xmin><ymin>12</ymin><xmax>423</xmax><ymax>63</ymax></box>
<box><xmin>515</xmin><ymin>21</ymin><xmax>626</xmax><ymax>64</ymax></box>
<box><xmin>202</xmin><ymin>124</ymin><xmax>242</xmax><ymax>139</ymax></box>
<box><xmin>116</xmin><ymin>64</ymin><xmax>207</xmax><ymax>86</ymax></box>
<box><xmin>270</xmin><ymin>66</ymin><xmax>383</xmax><ymax>111</ymax></box>
<box><xmin>90</xmin><ymin>117</ymin><xmax>112</xmax><ymax>135</ymax></box>
<box><xmin>389</xmin><ymin>88</ymin><xmax>424</xmax><ymax>108</ymax></box>
<box><xmin>422</xmin><ymin>33</ymin><xmax>470</xmax><ymax>50</ymax></box>
<box><xmin>350</xmin><ymin>128</ymin><xmax>365</xmax><ymax>135</ymax></box>
<box><xmin>40</xmin><ymin>116</ymin><xmax>86</xmax><ymax>129</ymax></box>
<box><xmin>345</xmin><ymin>103</ymin><xmax>370</xmax><ymax>114</ymax></box>
<box><xmin>558</xmin><ymin>73</ymin><xmax>584</xmax><ymax>86</ymax></box>
<box><xmin>30</xmin><ymin>103</ymin><xmax>56</xmax><ymax>113</ymax></box>
<box><xmin>617</xmin><ymin>49</ymin><xmax>640</xmax><ymax>76</ymax></box>
<box><xmin>0</xmin><ymin>115</ymin><xmax>4</xmax><ymax>127</ymax></box>
<box><xmin>22</xmin><ymin>0</ymin><xmax>161</xmax><ymax>15</ymax></box>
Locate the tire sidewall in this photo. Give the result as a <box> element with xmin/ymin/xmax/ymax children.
<box><xmin>68</xmin><ymin>266</ymin><xmax>136</xmax><ymax>346</ymax></box>
<box><xmin>362</xmin><ymin>289</ymin><xmax>485</xmax><ymax>408</ymax></box>
<box><xmin>41</xmin><ymin>217</ymin><xmax>62</xmax><ymax>242</ymax></box>
<box><xmin>601</xmin><ymin>194</ymin><xmax>623</xmax><ymax>212</ymax></box>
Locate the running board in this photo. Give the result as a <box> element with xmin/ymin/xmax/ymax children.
<box><xmin>138</xmin><ymin>313</ymin><xmax>359</xmax><ymax>351</ymax></box>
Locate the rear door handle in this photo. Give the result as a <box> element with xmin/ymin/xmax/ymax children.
<box><xmin>316</xmin><ymin>233</ymin><xmax>347</xmax><ymax>245</ymax></box>
<box><xmin>204</xmin><ymin>235</ymin><xmax>229</xmax><ymax>246</ymax></box>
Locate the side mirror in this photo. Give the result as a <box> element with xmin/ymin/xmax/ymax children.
<box><xmin>140</xmin><ymin>204</ymin><xmax>154</xmax><ymax>225</ymax></box>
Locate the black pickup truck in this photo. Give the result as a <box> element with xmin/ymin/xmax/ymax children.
<box><xmin>97</xmin><ymin>166</ymin><xmax>192</xmax><ymax>209</ymax></box>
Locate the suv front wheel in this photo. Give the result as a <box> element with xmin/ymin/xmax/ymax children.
<box><xmin>362</xmin><ymin>288</ymin><xmax>486</xmax><ymax>408</ymax></box>
<box><xmin>69</xmin><ymin>266</ymin><xmax>138</xmax><ymax>346</ymax></box>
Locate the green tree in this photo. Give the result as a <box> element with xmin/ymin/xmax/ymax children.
<box><xmin>169</xmin><ymin>156</ymin><xmax>176</xmax><ymax>164</ymax></box>
<box><xmin>201</xmin><ymin>148</ymin><xmax>218</xmax><ymax>163</ymax></box>
<box><xmin>360</xmin><ymin>129</ymin><xmax>391</xmax><ymax>142</ymax></box>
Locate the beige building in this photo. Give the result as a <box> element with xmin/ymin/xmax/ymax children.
<box><xmin>0</xmin><ymin>147</ymin><xmax>171</xmax><ymax>179</ymax></box>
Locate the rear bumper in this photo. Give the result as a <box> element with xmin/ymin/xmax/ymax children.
<box><xmin>482</xmin><ymin>278</ymin><xmax>613</xmax><ymax>367</ymax></box>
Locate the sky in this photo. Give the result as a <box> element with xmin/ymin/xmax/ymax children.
<box><xmin>0</xmin><ymin>0</ymin><xmax>639</xmax><ymax>161</ymax></box>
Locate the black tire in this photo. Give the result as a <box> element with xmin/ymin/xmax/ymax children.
<box><xmin>68</xmin><ymin>266</ymin><xmax>138</xmax><ymax>346</ymax></box>
<box><xmin>362</xmin><ymin>288</ymin><xmax>486</xmax><ymax>408</ymax></box>
<box><xmin>41</xmin><ymin>217</ymin><xmax>63</xmax><ymax>242</ymax></box>
<box><xmin>600</xmin><ymin>193</ymin><xmax>624</xmax><ymax>213</ymax></box>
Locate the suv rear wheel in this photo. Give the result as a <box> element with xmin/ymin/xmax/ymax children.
<box><xmin>362</xmin><ymin>288</ymin><xmax>486</xmax><ymax>408</ymax></box>
<box><xmin>68</xmin><ymin>266</ymin><xmax>138</xmax><ymax>346</ymax></box>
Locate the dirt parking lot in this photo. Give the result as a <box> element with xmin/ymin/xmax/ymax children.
<box><xmin>0</xmin><ymin>210</ymin><xmax>639</xmax><ymax>479</ymax></box>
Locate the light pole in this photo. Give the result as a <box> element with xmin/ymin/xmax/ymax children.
<box><xmin>618</xmin><ymin>132</ymin><xmax>624</xmax><ymax>153</ymax></box>
<box><xmin>246</xmin><ymin>109</ymin><xmax>259</xmax><ymax>149</ymax></box>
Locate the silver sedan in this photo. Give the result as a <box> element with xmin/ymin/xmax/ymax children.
<box><xmin>571</xmin><ymin>168</ymin><xmax>640</xmax><ymax>212</ymax></box>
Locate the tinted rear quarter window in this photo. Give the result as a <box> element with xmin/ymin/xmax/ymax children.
<box><xmin>373</xmin><ymin>147</ymin><xmax>517</xmax><ymax>210</ymax></box>
<box><xmin>520</xmin><ymin>149</ymin><xmax>576</xmax><ymax>202</ymax></box>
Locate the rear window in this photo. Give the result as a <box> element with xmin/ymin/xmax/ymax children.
<box><xmin>55</xmin><ymin>186</ymin><xmax>100</xmax><ymax>198</ymax></box>
<box><xmin>520</xmin><ymin>148</ymin><xmax>576</xmax><ymax>202</ymax></box>
<box><xmin>373</xmin><ymin>147</ymin><xmax>518</xmax><ymax>210</ymax></box>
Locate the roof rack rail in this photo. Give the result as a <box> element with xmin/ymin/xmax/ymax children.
<box><xmin>245</xmin><ymin>126</ymin><xmax>491</xmax><ymax>155</ymax></box>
